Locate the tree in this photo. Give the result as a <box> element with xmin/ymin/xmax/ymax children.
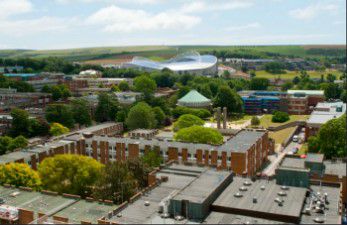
<box><xmin>250</xmin><ymin>78</ymin><xmax>269</xmax><ymax>90</ymax></box>
<box><xmin>307</xmin><ymin>136</ymin><xmax>320</xmax><ymax>153</ymax></box>
<box><xmin>45</xmin><ymin>104</ymin><xmax>75</xmax><ymax>128</ymax></box>
<box><xmin>326</xmin><ymin>73</ymin><xmax>336</xmax><ymax>83</ymax></box>
<box><xmin>39</xmin><ymin>155</ymin><xmax>103</xmax><ymax>196</ymax></box>
<box><xmin>151</xmin><ymin>70</ymin><xmax>176</xmax><ymax>88</ymax></box>
<box><xmin>173</xmin><ymin>114</ymin><xmax>204</xmax><ymax>131</ymax></box>
<box><xmin>341</xmin><ymin>89</ymin><xmax>347</xmax><ymax>103</ymax></box>
<box><xmin>10</xmin><ymin>108</ymin><xmax>31</xmax><ymax>137</ymax></box>
<box><xmin>93</xmin><ymin>161</ymin><xmax>138</xmax><ymax>204</ymax></box>
<box><xmin>70</xmin><ymin>98</ymin><xmax>92</xmax><ymax>126</ymax></box>
<box><xmin>316</xmin><ymin>115</ymin><xmax>346</xmax><ymax>158</ymax></box>
<box><xmin>292</xmin><ymin>76</ymin><xmax>300</xmax><ymax>85</ymax></box>
<box><xmin>251</xmin><ymin>116</ymin><xmax>260</xmax><ymax>126</ymax></box>
<box><xmin>172</xmin><ymin>106</ymin><xmax>211</xmax><ymax>119</ymax></box>
<box><xmin>29</xmin><ymin>118</ymin><xmax>50</xmax><ymax>137</ymax></box>
<box><xmin>95</xmin><ymin>93</ymin><xmax>119</xmax><ymax>122</ymax></box>
<box><xmin>134</xmin><ymin>75</ymin><xmax>157</xmax><ymax>97</ymax></box>
<box><xmin>118</xmin><ymin>80</ymin><xmax>130</xmax><ymax>91</ymax></box>
<box><xmin>271</xmin><ymin>111</ymin><xmax>290</xmax><ymax>123</ymax></box>
<box><xmin>0</xmin><ymin>136</ymin><xmax>13</xmax><ymax>155</ymax></box>
<box><xmin>177</xmin><ymin>86</ymin><xmax>191</xmax><ymax>98</ymax></box>
<box><xmin>9</xmin><ymin>135</ymin><xmax>28</xmax><ymax>150</ymax></box>
<box><xmin>49</xmin><ymin>123</ymin><xmax>70</xmax><ymax>136</ymax></box>
<box><xmin>126</xmin><ymin>158</ymin><xmax>152</xmax><ymax>188</ymax></box>
<box><xmin>116</xmin><ymin>109</ymin><xmax>128</xmax><ymax>123</ymax></box>
<box><xmin>152</xmin><ymin>106</ymin><xmax>165</xmax><ymax>128</ymax></box>
<box><xmin>264</xmin><ymin>62</ymin><xmax>285</xmax><ymax>74</ymax></box>
<box><xmin>321</xmin><ymin>83</ymin><xmax>341</xmax><ymax>99</ymax></box>
<box><xmin>0</xmin><ymin>163</ymin><xmax>41</xmax><ymax>190</ymax></box>
<box><xmin>141</xmin><ymin>150</ymin><xmax>163</xmax><ymax>169</ymax></box>
<box><xmin>49</xmin><ymin>84</ymin><xmax>71</xmax><ymax>101</ymax></box>
<box><xmin>174</xmin><ymin>125</ymin><xmax>223</xmax><ymax>145</ymax></box>
<box><xmin>111</xmin><ymin>85</ymin><xmax>120</xmax><ymax>92</ymax></box>
<box><xmin>281</xmin><ymin>81</ymin><xmax>293</xmax><ymax>91</ymax></box>
<box><xmin>126</xmin><ymin>102</ymin><xmax>156</xmax><ymax>130</ymax></box>
<box><xmin>214</xmin><ymin>86</ymin><xmax>243</xmax><ymax>114</ymax></box>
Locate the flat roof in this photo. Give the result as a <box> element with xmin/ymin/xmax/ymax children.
<box><xmin>203</xmin><ymin>211</ymin><xmax>288</xmax><ymax>224</ymax></box>
<box><xmin>324</xmin><ymin>160</ymin><xmax>346</xmax><ymax>178</ymax></box>
<box><xmin>299</xmin><ymin>185</ymin><xmax>341</xmax><ymax>224</ymax></box>
<box><xmin>171</xmin><ymin>169</ymin><xmax>231</xmax><ymax>203</ymax></box>
<box><xmin>53</xmin><ymin>200</ymin><xmax>116</xmax><ymax>224</ymax></box>
<box><xmin>212</xmin><ymin>177</ymin><xmax>307</xmax><ymax>219</ymax></box>
<box><xmin>0</xmin><ymin>186</ymin><xmax>77</xmax><ymax>215</ymax></box>
<box><xmin>280</xmin><ymin>157</ymin><xmax>305</xmax><ymax>169</ymax></box>
<box><xmin>305</xmin><ymin>153</ymin><xmax>324</xmax><ymax>163</ymax></box>
<box><xmin>0</xmin><ymin>151</ymin><xmax>34</xmax><ymax>164</ymax></box>
<box><xmin>88</xmin><ymin>129</ymin><xmax>266</xmax><ymax>154</ymax></box>
<box><xmin>287</xmin><ymin>90</ymin><xmax>324</xmax><ymax>96</ymax></box>
<box><xmin>107</xmin><ymin>166</ymin><xmax>198</xmax><ymax>224</ymax></box>
<box><xmin>307</xmin><ymin>102</ymin><xmax>346</xmax><ymax>125</ymax></box>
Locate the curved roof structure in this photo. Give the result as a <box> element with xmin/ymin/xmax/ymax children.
<box><xmin>177</xmin><ymin>90</ymin><xmax>212</xmax><ymax>108</ymax></box>
<box><xmin>127</xmin><ymin>51</ymin><xmax>217</xmax><ymax>72</ymax></box>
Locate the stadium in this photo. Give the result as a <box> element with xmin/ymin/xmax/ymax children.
<box><xmin>123</xmin><ymin>51</ymin><xmax>218</xmax><ymax>76</ymax></box>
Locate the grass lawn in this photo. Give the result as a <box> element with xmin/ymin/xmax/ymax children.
<box><xmin>255</xmin><ymin>69</ymin><xmax>342</xmax><ymax>80</ymax></box>
<box><xmin>259</xmin><ymin>114</ymin><xmax>309</xmax><ymax>128</ymax></box>
<box><xmin>269</xmin><ymin>127</ymin><xmax>296</xmax><ymax>146</ymax></box>
<box><xmin>230</xmin><ymin>115</ymin><xmax>253</xmax><ymax>124</ymax></box>
<box><xmin>296</xmin><ymin>143</ymin><xmax>308</xmax><ymax>155</ymax></box>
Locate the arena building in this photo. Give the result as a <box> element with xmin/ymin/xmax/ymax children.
<box><xmin>122</xmin><ymin>51</ymin><xmax>218</xmax><ymax>76</ymax></box>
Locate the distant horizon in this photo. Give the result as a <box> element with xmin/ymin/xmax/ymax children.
<box><xmin>2</xmin><ymin>43</ymin><xmax>346</xmax><ymax>51</ymax></box>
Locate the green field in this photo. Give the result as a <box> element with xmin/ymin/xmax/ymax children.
<box><xmin>255</xmin><ymin>69</ymin><xmax>343</xmax><ymax>80</ymax></box>
<box><xmin>269</xmin><ymin>127</ymin><xmax>297</xmax><ymax>146</ymax></box>
<box><xmin>0</xmin><ymin>45</ymin><xmax>345</xmax><ymax>62</ymax></box>
<box><xmin>259</xmin><ymin>114</ymin><xmax>309</xmax><ymax>128</ymax></box>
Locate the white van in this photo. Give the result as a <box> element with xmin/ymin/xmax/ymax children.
<box><xmin>292</xmin><ymin>135</ymin><xmax>299</xmax><ymax>142</ymax></box>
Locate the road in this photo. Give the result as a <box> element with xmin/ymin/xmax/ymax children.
<box><xmin>262</xmin><ymin>131</ymin><xmax>304</xmax><ymax>176</ymax></box>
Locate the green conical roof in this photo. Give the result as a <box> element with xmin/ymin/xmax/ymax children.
<box><xmin>178</xmin><ymin>90</ymin><xmax>211</xmax><ymax>105</ymax></box>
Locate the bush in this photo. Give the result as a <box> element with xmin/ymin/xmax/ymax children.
<box><xmin>173</xmin><ymin>114</ymin><xmax>204</xmax><ymax>131</ymax></box>
<box><xmin>0</xmin><ymin>163</ymin><xmax>41</xmax><ymax>190</ymax></box>
<box><xmin>271</xmin><ymin>111</ymin><xmax>289</xmax><ymax>123</ymax></box>
<box><xmin>38</xmin><ymin>155</ymin><xmax>103</xmax><ymax>196</ymax></box>
<box><xmin>172</xmin><ymin>106</ymin><xmax>211</xmax><ymax>119</ymax></box>
<box><xmin>251</xmin><ymin>116</ymin><xmax>260</xmax><ymax>126</ymax></box>
<box><xmin>174</xmin><ymin>125</ymin><xmax>223</xmax><ymax>145</ymax></box>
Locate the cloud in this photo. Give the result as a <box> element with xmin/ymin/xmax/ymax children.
<box><xmin>55</xmin><ymin>0</ymin><xmax>163</xmax><ymax>4</ymax></box>
<box><xmin>181</xmin><ymin>0</ymin><xmax>253</xmax><ymax>13</ymax></box>
<box><xmin>289</xmin><ymin>2</ymin><xmax>339</xmax><ymax>20</ymax></box>
<box><xmin>87</xmin><ymin>5</ymin><xmax>201</xmax><ymax>32</ymax></box>
<box><xmin>0</xmin><ymin>17</ymin><xmax>75</xmax><ymax>37</ymax></box>
<box><xmin>225</xmin><ymin>22</ymin><xmax>261</xmax><ymax>31</ymax></box>
<box><xmin>0</xmin><ymin>0</ymin><xmax>32</xmax><ymax>18</ymax></box>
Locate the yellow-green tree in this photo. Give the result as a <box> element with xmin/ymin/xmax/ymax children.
<box><xmin>174</xmin><ymin>125</ymin><xmax>223</xmax><ymax>145</ymax></box>
<box><xmin>0</xmin><ymin>163</ymin><xmax>41</xmax><ymax>190</ymax></box>
<box><xmin>49</xmin><ymin>123</ymin><xmax>70</xmax><ymax>136</ymax></box>
<box><xmin>38</xmin><ymin>155</ymin><xmax>103</xmax><ymax>196</ymax></box>
<box><xmin>173</xmin><ymin>114</ymin><xmax>204</xmax><ymax>131</ymax></box>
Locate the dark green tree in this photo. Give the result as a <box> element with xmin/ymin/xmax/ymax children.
<box><xmin>125</xmin><ymin>102</ymin><xmax>156</xmax><ymax>130</ymax></box>
<box><xmin>95</xmin><ymin>93</ymin><xmax>119</xmax><ymax>122</ymax></box>
<box><xmin>152</xmin><ymin>106</ymin><xmax>165</xmax><ymax>128</ymax></box>
<box><xmin>70</xmin><ymin>98</ymin><xmax>92</xmax><ymax>126</ymax></box>
<box><xmin>45</xmin><ymin>104</ymin><xmax>75</xmax><ymax>128</ymax></box>
<box><xmin>250</xmin><ymin>78</ymin><xmax>269</xmax><ymax>90</ymax></box>
<box><xmin>10</xmin><ymin>108</ymin><xmax>31</xmax><ymax>137</ymax></box>
<box><xmin>134</xmin><ymin>75</ymin><xmax>157</xmax><ymax>97</ymax></box>
<box><xmin>118</xmin><ymin>81</ymin><xmax>130</xmax><ymax>91</ymax></box>
<box><xmin>214</xmin><ymin>86</ymin><xmax>243</xmax><ymax>114</ymax></box>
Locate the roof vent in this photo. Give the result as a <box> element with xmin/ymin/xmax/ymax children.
<box><xmin>277</xmin><ymin>191</ymin><xmax>287</xmax><ymax>196</ymax></box>
<box><xmin>243</xmin><ymin>181</ymin><xmax>252</xmax><ymax>186</ymax></box>
<box><xmin>304</xmin><ymin>207</ymin><xmax>311</xmax><ymax>215</ymax></box>
<box><xmin>313</xmin><ymin>217</ymin><xmax>324</xmax><ymax>223</ymax></box>
<box><xmin>253</xmin><ymin>197</ymin><xmax>257</xmax><ymax>204</ymax></box>
<box><xmin>117</xmin><ymin>213</ymin><xmax>122</xmax><ymax>218</ymax></box>
<box><xmin>239</xmin><ymin>186</ymin><xmax>248</xmax><ymax>192</ymax></box>
<box><xmin>144</xmin><ymin>201</ymin><xmax>150</xmax><ymax>206</ymax></box>
<box><xmin>260</xmin><ymin>185</ymin><xmax>266</xmax><ymax>190</ymax></box>
<box><xmin>281</xmin><ymin>186</ymin><xmax>289</xmax><ymax>190</ymax></box>
<box><xmin>234</xmin><ymin>192</ymin><xmax>243</xmax><ymax>198</ymax></box>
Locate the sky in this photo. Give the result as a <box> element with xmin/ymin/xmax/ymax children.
<box><xmin>0</xmin><ymin>0</ymin><xmax>345</xmax><ymax>50</ymax></box>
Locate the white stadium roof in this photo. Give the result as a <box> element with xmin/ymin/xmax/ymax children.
<box><xmin>126</xmin><ymin>51</ymin><xmax>217</xmax><ymax>72</ymax></box>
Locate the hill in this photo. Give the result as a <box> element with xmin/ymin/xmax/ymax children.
<box><xmin>0</xmin><ymin>45</ymin><xmax>345</xmax><ymax>62</ymax></box>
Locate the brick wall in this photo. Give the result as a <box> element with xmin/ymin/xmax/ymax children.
<box><xmin>230</xmin><ymin>152</ymin><xmax>246</xmax><ymax>175</ymax></box>
<box><xmin>18</xmin><ymin>208</ymin><xmax>34</xmax><ymax>224</ymax></box>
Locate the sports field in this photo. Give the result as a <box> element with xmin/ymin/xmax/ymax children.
<box><xmin>255</xmin><ymin>69</ymin><xmax>343</xmax><ymax>80</ymax></box>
